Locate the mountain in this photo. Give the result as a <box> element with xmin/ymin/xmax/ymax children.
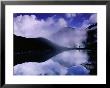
<box><xmin>14</xmin><ymin>35</ymin><xmax>69</xmax><ymax>66</ymax></box>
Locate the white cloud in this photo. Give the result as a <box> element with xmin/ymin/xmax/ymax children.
<box><xmin>58</xmin><ymin>18</ymin><xmax>67</xmax><ymax>27</ymax></box>
<box><xmin>89</xmin><ymin>14</ymin><xmax>97</xmax><ymax>24</ymax></box>
<box><xmin>66</xmin><ymin>13</ymin><xmax>76</xmax><ymax>18</ymax></box>
<box><xmin>14</xmin><ymin>15</ymin><xmax>67</xmax><ymax>38</ymax></box>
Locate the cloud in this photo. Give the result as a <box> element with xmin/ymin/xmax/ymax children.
<box><xmin>52</xmin><ymin>50</ymin><xmax>89</xmax><ymax>67</ymax></box>
<box><xmin>14</xmin><ymin>15</ymin><xmax>67</xmax><ymax>38</ymax></box>
<box><xmin>66</xmin><ymin>13</ymin><xmax>77</xmax><ymax>18</ymax></box>
<box><xmin>49</xmin><ymin>28</ymin><xmax>87</xmax><ymax>48</ymax></box>
<box><xmin>58</xmin><ymin>18</ymin><xmax>67</xmax><ymax>27</ymax></box>
<box><xmin>80</xmin><ymin>13</ymin><xmax>97</xmax><ymax>29</ymax></box>
<box><xmin>14</xmin><ymin>59</ymin><xmax>67</xmax><ymax>75</ymax></box>
<box><xmin>89</xmin><ymin>14</ymin><xmax>97</xmax><ymax>24</ymax></box>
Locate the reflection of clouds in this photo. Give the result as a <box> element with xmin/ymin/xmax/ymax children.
<box><xmin>14</xmin><ymin>50</ymin><xmax>89</xmax><ymax>75</ymax></box>
<box><xmin>14</xmin><ymin>59</ymin><xmax>89</xmax><ymax>75</ymax></box>
<box><xmin>67</xmin><ymin>65</ymin><xmax>90</xmax><ymax>75</ymax></box>
<box><xmin>14</xmin><ymin>59</ymin><xmax>67</xmax><ymax>75</ymax></box>
<box><xmin>52</xmin><ymin>50</ymin><xmax>89</xmax><ymax>67</ymax></box>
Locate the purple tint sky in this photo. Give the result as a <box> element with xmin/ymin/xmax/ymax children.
<box><xmin>13</xmin><ymin>13</ymin><xmax>93</xmax><ymax>28</ymax></box>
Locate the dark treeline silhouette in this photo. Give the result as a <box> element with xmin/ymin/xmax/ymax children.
<box><xmin>86</xmin><ymin>23</ymin><xmax>97</xmax><ymax>75</ymax></box>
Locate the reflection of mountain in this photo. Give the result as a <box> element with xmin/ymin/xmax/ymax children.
<box><xmin>14</xmin><ymin>35</ymin><xmax>69</xmax><ymax>66</ymax></box>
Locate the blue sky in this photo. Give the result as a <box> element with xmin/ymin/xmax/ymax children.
<box><xmin>14</xmin><ymin>13</ymin><xmax>94</xmax><ymax>28</ymax></box>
